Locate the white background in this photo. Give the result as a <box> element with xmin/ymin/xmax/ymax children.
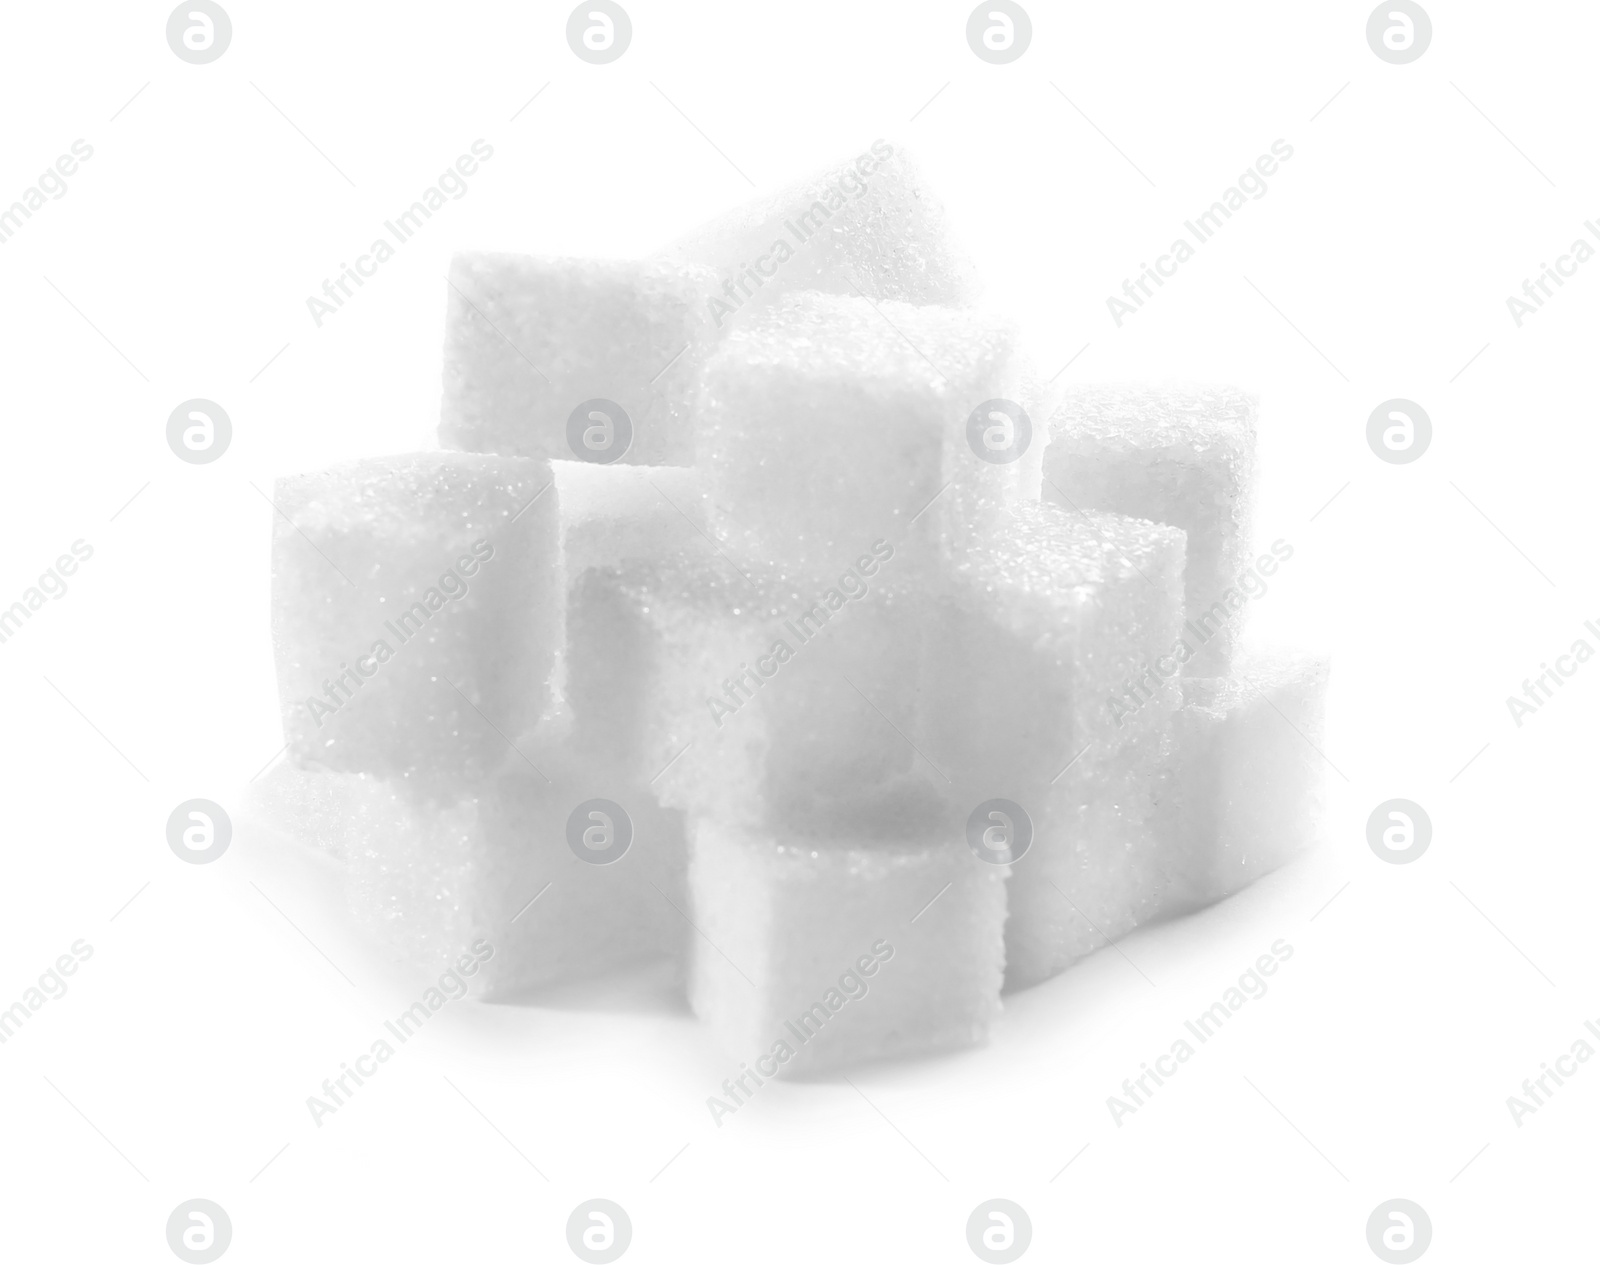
<box><xmin>1</xmin><ymin>1</ymin><xmax>1594</xmax><ymax>1261</ymax></box>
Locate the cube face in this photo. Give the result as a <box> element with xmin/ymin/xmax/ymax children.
<box><xmin>1002</xmin><ymin>724</ymin><xmax>1176</xmax><ymax>990</ymax></box>
<box><xmin>1160</xmin><ymin>650</ymin><xmax>1330</xmax><ymax>914</ymax></box>
<box><xmin>923</xmin><ymin>502</ymin><xmax>1187</xmax><ymax>799</ymax></box>
<box><xmin>663</xmin><ymin>141</ymin><xmax>979</xmax><ymax>329</ymax></box>
<box><xmin>918</xmin><ymin>501</ymin><xmax>1188</xmax><ymax>991</ymax></box>
<box><xmin>345</xmin><ymin>759</ymin><xmax>687</xmax><ymax>997</ymax></box>
<box><xmin>553</xmin><ymin>460</ymin><xmax>705</xmax><ymax>581</ymax></box>
<box><xmin>241</xmin><ymin>762</ymin><xmax>415</xmax><ymax>863</ymax></box>
<box><xmin>604</xmin><ymin>547</ymin><xmax>946</xmax><ymax>837</ymax></box>
<box><xmin>270</xmin><ymin>452</ymin><xmax>558</xmax><ymax>793</ymax></box>
<box><xmin>688</xmin><ymin>821</ymin><xmax>1005</xmax><ymax>1077</ymax></box>
<box><xmin>1043</xmin><ymin>385</ymin><xmax>1256</xmax><ymax>675</ymax></box>
<box><xmin>439</xmin><ymin>254</ymin><xmax>711</xmax><ymax>467</ymax></box>
<box><xmin>697</xmin><ymin>292</ymin><xmax>1035</xmax><ymax>579</ymax></box>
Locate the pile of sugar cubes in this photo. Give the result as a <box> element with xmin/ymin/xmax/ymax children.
<box><xmin>250</xmin><ymin>140</ymin><xmax>1328</xmax><ymax>1077</ymax></box>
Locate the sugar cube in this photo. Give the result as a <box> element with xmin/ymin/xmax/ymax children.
<box><xmin>347</xmin><ymin>755</ymin><xmax>687</xmax><ymax>997</ymax></box>
<box><xmin>1160</xmin><ymin>649</ymin><xmax>1331</xmax><ymax>913</ymax></box>
<box><xmin>689</xmin><ymin>820</ymin><xmax>1004</xmax><ymax>1078</ymax></box>
<box><xmin>271</xmin><ymin>452</ymin><xmax>558</xmax><ymax>793</ymax></box>
<box><xmin>439</xmin><ymin>254</ymin><xmax>711</xmax><ymax>466</ymax></box>
<box><xmin>240</xmin><ymin>761</ymin><xmax>415</xmax><ymax>863</ymax></box>
<box><xmin>662</xmin><ymin>140</ymin><xmax>979</xmax><ymax>334</ymax></box>
<box><xmin>597</xmin><ymin>545</ymin><xmax>946</xmax><ymax>835</ymax></box>
<box><xmin>917</xmin><ymin>499</ymin><xmax>1188</xmax><ymax>990</ymax></box>
<box><xmin>697</xmin><ymin>291</ymin><xmax>1036</xmax><ymax>579</ymax></box>
<box><xmin>1043</xmin><ymin>385</ymin><xmax>1255</xmax><ymax>675</ymax></box>
<box><xmin>1002</xmin><ymin>725</ymin><xmax>1176</xmax><ymax>990</ymax></box>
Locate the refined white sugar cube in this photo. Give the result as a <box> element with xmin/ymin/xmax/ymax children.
<box><xmin>922</xmin><ymin>500</ymin><xmax>1186</xmax><ymax>789</ymax></box>
<box><xmin>271</xmin><ymin>452</ymin><xmax>559</xmax><ymax>794</ymax></box>
<box><xmin>1044</xmin><ymin>385</ymin><xmax>1255</xmax><ymax>675</ymax></box>
<box><xmin>552</xmin><ymin>460</ymin><xmax>706</xmax><ymax>580</ymax></box>
<box><xmin>1161</xmin><ymin>648</ymin><xmax>1331</xmax><ymax>912</ymax></box>
<box><xmin>662</xmin><ymin>140</ymin><xmax>979</xmax><ymax>333</ymax></box>
<box><xmin>697</xmin><ymin>291</ymin><xmax>1037</xmax><ymax>578</ymax></box>
<box><xmin>240</xmin><ymin>761</ymin><xmax>414</xmax><ymax>863</ymax></box>
<box><xmin>1003</xmin><ymin>725</ymin><xmax>1176</xmax><ymax>990</ymax></box>
<box><xmin>346</xmin><ymin>755</ymin><xmax>687</xmax><ymax>996</ymax></box>
<box><xmin>599</xmin><ymin>546</ymin><xmax>944</xmax><ymax>834</ymax></box>
<box><xmin>440</xmin><ymin>254</ymin><xmax>712</xmax><ymax>466</ymax></box>
<box><xmin>689</xmin><ymin>819</ymin><xmax>1005</xmax><ymax>1078</ymax></box>
<box><xmin>918</xmin><ymin>499</ymin><xmax>1189</xmax><ymax>990</ymax></box>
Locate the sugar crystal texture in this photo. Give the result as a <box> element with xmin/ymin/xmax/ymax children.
<box><xmin>270</xmin><ymin>452</ymin><xmax>558</xmax><ymax>794</ymax></box>
<box><xmin>552</xmin><ymin>460</ymin><xmax>705</xmax><ymax>580</ymax></box>
<box><xmin>688</xmin><ymin>821</ymin><xmax>1004</xmax><ymax>1077</ymax></box>
<box><xmin>345</xmin><ymin>753</ymin><xmax>686</xmax><ymax>997</ymax></box>
<box><xmin>440</xmin><ymin>254</ymin><xmax>712</xmax><ymax>466</ymax></box>
<box><xmin>1043</xmin><ymin>385</ymin><xmax>1256</xmax><ymax>675</ymax></box>
<box><xmin>662</xmin><ymin>140</ymin><xmax>979</xmax><ymax>329</ymax></box>
<box><xmin>240</xmin><ymin>761</ymin><xmax>416</xmax><ymax>863</ymax></box>
<box><xmin>697</xmin><ymin>291</ymin><xmax>1036</xmax><ymax>580</ymax></box>
<box><xmin>919</xmin><ymin>499</ymin><xmax>1188</xmax><ymax>990</ymax></box>
<box><xmin>1159</xmin><ymin>648</ymin><xmax>1331</xmax><ymax>914</ymax></box>
<box><xmin>593</xmin><ymin>545</ymin><xmax>942</xmax><ymax>835</ymax></box>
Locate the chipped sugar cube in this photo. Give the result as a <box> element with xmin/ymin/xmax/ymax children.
<box><xmin>1160</xmin><ymin>649</ymin><xmax>1331</xmax><ymax>914</ymax></box>
<box><xmin>346</xmin><ymin>755</ymin><xmax>687</xmax><ymax>997</ymax></box>
<box><xmin>440</xmin><ymin>254</ymin><xmax>712</xmax><ymax>466</ymax></box>
<box><xmin>697</xmin><ymin>291</ymin><xmax>1036</xmax><ymax>579</ymax></box>
<box><xmin>917</xmin><ymin>500</ymin><xmax>1188</xmax><ymax>991</ymax></box>
<box><xmin>662</xmin><ymin>140</ymin><xmax>979</xmax><ymax>333</ymax></box>
<box><xmin>271</xmin><ymin>452</ymin><xmax>558</xmax><ymax>792</ymax></box>
<box><xmin>1043</xmin><ymin>385</ymin><xmax>1255</xmax><ymax>675</ymax></box>
<box><xmin>688</xmin><ymin>820</ymin><xmax>1004</xmax><ymax>1079</ymax></box>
